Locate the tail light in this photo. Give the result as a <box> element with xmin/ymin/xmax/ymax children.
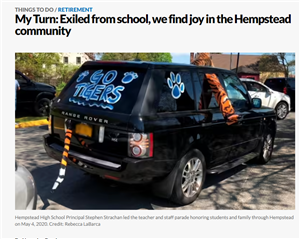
<box><xmin>48</xmin><ymin>115</ymin><xmax>52</xmax><ymax>134</ymax></box>
<box><xmin>283</xmin><ymin>87</ymin><xmax>287</xmax><ymax>94</ymax></box>
<box><xmin>128</xmin><ymin>133</ymin><xmax>153</xmax><ymax>158</ymax></box>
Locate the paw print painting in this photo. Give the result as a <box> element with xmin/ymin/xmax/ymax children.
<box><xmin>76</xmin><ymin>70</ymin><xmax>89</xmax><ymax>82</ymax></box>
<box><xmin>167</xmin><ymin>72</ymin><xmax>185</xmax><ymax>99</ymax></box>
<box><xmin>121</xmin><ymin>72</ymin><xmax>138</xmax><ymax>84</ymax></box>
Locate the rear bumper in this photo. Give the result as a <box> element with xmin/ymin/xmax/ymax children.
<box><xmin>43</xmin><ymin>134</ymin><xmax>174</xmax><ymax>184</ymax></box>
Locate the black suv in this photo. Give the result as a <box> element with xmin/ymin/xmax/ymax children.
<box><xmin>264</xmin><ymin>77</ymin><xmax>295</xmax><ymax>110</ymax></box>
<box><xmin>15</xmin><ymin>70</ymin><xmax>56</xmax><ymax>116</ymax></box>
<box><xmin>43</xmin><ymin>61</ymin><xmax>277</xmax><ymax>205</ymax></box>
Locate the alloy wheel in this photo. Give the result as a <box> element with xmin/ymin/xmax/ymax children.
<box><xmin>277</xmin><ymin>103</ymin><xmax>287</xmax><ymax>119</ymax></box>
<box><xmin>263</xmin><ymin>134</ymin><xmax>273</xmax><ymax>160</ymax></box>
<box><xmin>181</xmin><ymin>157</ymin><xmax>203</xmax><ymax>198</ymax></box>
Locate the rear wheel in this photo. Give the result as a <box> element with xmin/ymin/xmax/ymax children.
<box><xmin>171</xmin><ymin>150</ymin><xmax>206</xmax><ymax>205</ymax></box>
<box><xmin>34</xmin><ymin>98</ymin><xmax>51</xmax><ymax>116</ymax></box>
<box><xmin>256</xmin><ymin>129</ymin><xmax>275</xmax><ymax>164</ymax></box>
<box><xmin>276</xmin><ymin>102</ymin><xmax>288</xmax><ymax>120</ymax></box>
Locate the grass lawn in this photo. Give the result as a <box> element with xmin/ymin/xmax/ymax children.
<box><xmin>15</xmin><ymin>116</ymin><xmax>47</xmax><ymax>123</ymax></box>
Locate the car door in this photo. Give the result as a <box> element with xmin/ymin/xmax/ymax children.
<box><xmin>246</xmin><ymin>81</ymin><xmax>272</xmax><ymax>107</ymax></box>
<box><xmin>192</xmin><ymin>70</ymin><xmax>236</xmax><ymax>167</ymax></box>
<box><xmin>221</xmin><ymin>74</ymin><xmax>262</xmax><ymax>159</ymax></box>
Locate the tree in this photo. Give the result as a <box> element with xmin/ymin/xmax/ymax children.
<box><xmin>100</xmin><ymin>53</ymin><xmax>172</xmax><ymax>62</ymax></box>
<box><xmin>259</xmin><ymin>53</ymin><xmax>295</xmax><ymax>77</ymax></box>
<box><xmin>277</xmin><ymin>53</ymin><xmax>295</xmax><ymax>77</ymax></box>
<box><xmin>15</xmin><ymin>53</ymin><xmax>81</xmax><ymax>86</ymax></box>
<box><xmin>15</xmin><ymin>53</ymin><xmax>61</xmax><ymax>81</ymax></box>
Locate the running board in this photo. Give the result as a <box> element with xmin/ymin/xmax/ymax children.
<box><xmin>207</xmin><ymin>152</ymin><xmax>258</xmax><ymax>174</ymax></box>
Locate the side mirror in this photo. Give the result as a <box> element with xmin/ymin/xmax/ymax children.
<box><xmin>252</xmin><ymin>98</ymin><xmax>262</xmax><ymax>108</ymax></box>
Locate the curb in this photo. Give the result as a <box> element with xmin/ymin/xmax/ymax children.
<box><xmin>15</xmin><ymin>119</ymin><xmax>48</xmax><ymax>129</ymax></box>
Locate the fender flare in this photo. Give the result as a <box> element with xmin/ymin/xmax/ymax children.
<box><xmin>35</xmin><ymin>92</ymin><xmax>55</xmax><ymax>102</ymax></box>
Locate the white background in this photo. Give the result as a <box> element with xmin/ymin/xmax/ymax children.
<box><xmin>1</xmin><ymin>1</ymin><xmax>299</xmax><ymax>238</ymax></box>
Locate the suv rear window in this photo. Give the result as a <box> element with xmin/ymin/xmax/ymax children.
<box><xmin>60</xmin><ymin>65</ymin><xmax>146</xmax><ymax>114</ymax></box>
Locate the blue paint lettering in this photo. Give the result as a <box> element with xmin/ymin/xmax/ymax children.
<box><xmin>90</xmin><ymin>70</ymin><xmax>104</xmax><ymax>84</ymax></box>
<box><xmin>102</xmin><ymin>70</ymin><xmax>117</xmax><ymax>85</ymax></box>
<box><xmin>99</xmin><ymin>84</ymin><xmax>114</xmax><ymax>102</ymax></box>
<box><xmin>89</xmin><ymin>85</ymin><xmax>105</xmax><ymax>101</ymax></box>
<box><xmin>107</xmin><ymin>86</ymin><xmax>125</xmax><ymax>104</ymax></box>
<box><xmin>69</xmin><ymin>70</ymin><xmax>139</xmax><ymax>109</ymax></box>
<box><xmin>73</xmin><ymin>83</ymin><xmax>87</xmax><ymax>97</ymax></box>
<box><xmin>82</xmin><ymin>84</ymin><xmax>95</xmax><ymax>101</ymax></box>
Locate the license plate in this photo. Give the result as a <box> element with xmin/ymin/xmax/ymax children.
<box><xmin>75</xmin><ymin>123</ymin><xmax>92</xmax><ymax>137</ymax></box>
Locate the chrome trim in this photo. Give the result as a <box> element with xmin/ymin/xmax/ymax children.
<box><xmin>49</xmin><ymin>143</ymin><xmax>121</xmax><ymax>170</ymax></box>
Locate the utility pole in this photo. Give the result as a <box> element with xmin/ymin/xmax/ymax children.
<box><xmin>236</xmin><ymin>53</ymin><xmax>240</xmax><ymax>74</ymax></box>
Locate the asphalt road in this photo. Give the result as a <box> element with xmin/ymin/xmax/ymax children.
<box><xmin>15</xmin><ymin>113</ymin><xmax>295</xmax><ymax>210</ymax></box>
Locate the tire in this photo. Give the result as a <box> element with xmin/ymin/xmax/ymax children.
<box><xmin>170</xmin><ymin>150</ymin><xmax>206</xmax><ymax>205</ymax></box>
<box><xmin>256</xmin><ymin>128</ymin><xmax>275</xmax><ymax>164</ymax></box>
<box><xmin>276</xmin><ymin>102</ymin><xmax>288</xmax><ymax>120</ymax></box>
<box><xmin>34</xmin><ymin>98</ymin><xmax>51</xmax><ymax>116</ymax></box>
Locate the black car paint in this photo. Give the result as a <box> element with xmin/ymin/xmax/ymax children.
<box><xmin>44</xmin><ymin>61</ymin><xmax>276</xmax><ymax>187</ymax></box>
<box><xmin>15</xmin><ymin>70</ymin><xmax>56</xmax><ymax>109</ymax></box>
<box><xmin>264</xmin><ymin>77</ymin><xmax>295</xmax><ymax>110</ymax></box>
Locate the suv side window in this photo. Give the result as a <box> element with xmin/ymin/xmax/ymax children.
<box><xmin>247</xmin><ymin>82</ymin><xmax>267</xmax><ymax>93</ymax></box>
<box><xmin>265</xmin><ymin>78</ymin><xmax>285</xmax><ymax>91</ymax></box>
<box><xmin>157</xmin><ymin>70</ymin><xmax>195</xmax><ymax>112</ymax></box>
<box><xmin>197</xmin><ymin>71</ymin><xmax>219</xmax><ymax>110</ymax></box>
<box><xmin>221</xmin><ymin>74</ymin><xmax>250</xmax><ymax>110</ymax></box>
<box><xmin>15</xmin><ymin>73</ymin><xmax>27</xmax><ymax>85</ymax></box>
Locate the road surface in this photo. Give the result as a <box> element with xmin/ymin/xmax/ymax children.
<box><xmin>15</xmin><ymin>113</ymin><xmax>295</xmax><ymax>210</ymax></box>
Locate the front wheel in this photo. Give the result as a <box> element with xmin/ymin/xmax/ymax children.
<box><xmin>276</xmin><ymin>102</ymin><xmax>288</xmax><ymax>120</ymax></box>
<box><xmin>171</xmin><ymin>150</ymin><xmax>206</xmax><ymax>205</ymax></box>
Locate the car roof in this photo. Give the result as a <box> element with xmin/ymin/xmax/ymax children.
<box><xmin>266</xmin><ymin>77</ymin><xmax>295</xmax><ymax>80</ymax></box>
<box><xmin>240</xmin><ymin>78</ymin><xmax>260</xmax><ymax>83</ymax></box>
<box><xmin>82</xmin><ymin>60</ymin><xmax>234</xmax><ymax>73</ymax></box>
<box><xmin>240</xmin><ymin>78</ymin><xmax>273</xmax><ymax>89</ymax></box>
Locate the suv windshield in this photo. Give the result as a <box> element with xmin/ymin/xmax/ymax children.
<box><xmin>60</xmin><ymin>65</ymin><xmax>146</xmax><ymax>114</ymax></box>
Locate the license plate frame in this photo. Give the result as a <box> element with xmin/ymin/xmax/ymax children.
<box><xmin>75</xmin><ymin>123</ymin><xmax>92</xmax><ymax>137</ymax></box>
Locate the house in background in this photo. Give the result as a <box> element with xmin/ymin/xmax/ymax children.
<box><xmin>59</xmin><ymin>53</ymin><xmax>94</xmax><ymax>65</ymax></box>
<box><xmin>210</xmin><ymin>54</ymin><xmax>285</xmax><ymax>82</ymax></box>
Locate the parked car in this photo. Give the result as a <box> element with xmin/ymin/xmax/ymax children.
<box><xmin>241</xmin><ymin>78</ymin><xmax>291</xmax><ymax>120</ymax></box>
<box><xmin>15</xmin><ymin>70</ymin><xmax>56</xmax><ymax>116</ymax></box>
<box><xmin>264</xmin><ymin>77</ymin><xmax>295</xmax><ymax>111</ymax></box>
<box><xmin>15</xmin><ymin>160</ymin><xmax>37</xmax><ymax>210</ymax></box>
<box><xmin>43</xmin><ymin>61</ymin><xmax>276</xmax><ymax>205</ymax></box>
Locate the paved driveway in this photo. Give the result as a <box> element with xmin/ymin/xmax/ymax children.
<box><xmin>15</xmin><ymin>113</ymin><xmax>295</xmax><ymax>210</ymax></box>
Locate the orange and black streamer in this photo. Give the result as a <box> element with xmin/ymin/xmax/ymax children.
<box><xmin>51</xmin><ymin>126</ymin><xmax>73</xmax><ymax>192</ymax></box>
<box><xmin>51</xmin><ymin>120</ymin><xmax>91</xmax><ymax>192</ymax></box>
<box><xmin>205</xmin><ymin>73</ymin><xmax>239</xmax><ymax>125</ymax></box>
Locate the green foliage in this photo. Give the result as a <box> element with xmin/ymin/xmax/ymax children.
<box><xmin>101</xmin><ymin>53</ymin><xmax>172</xmax><ymax>62</ymax></box>
<box><xmin>55</xmin><ymin>64</ymin><xmax>80</xmax><ymax>84</ymax></box>
<box><xmin>15</xmin><ymin>53</ymin><xmax>80</xmax><ymax>86</ymax></box>
<box><xmin>56</xmin><ymin>82</ymin><xmax>67</xmax><ymax>91</ymax></box>
<box><xmin>15</xmin><ymin>53</ymin><xmax>61</xmax><ymax>80</ymax></box>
